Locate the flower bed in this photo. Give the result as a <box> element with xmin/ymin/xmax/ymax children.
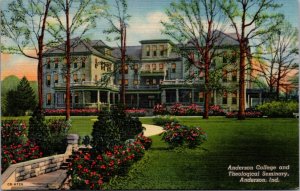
<box><xmin>124</xmin><ymin>109</ymin><xmax>147</xmax><ymax>117</ymax></box>
<box><xmin>1</xmin><ymin>120</ymin><xmax>43</xmax><ymax>173</ymax></box>
<box><xmin>44</xmin><ymin>108</ymin><xmax>99</xmax><ymax>116</ymax></box>
<box><xmin>68</xmin><ymin>137</ymin><xmax>149</xmax><ymax>190</ymax></box>
<box><xmin>226</xmin><ymin>111</ymin><xmax>263</xmax><ymax>118</ymax></box>
<box><xmin>153</xmin><ymin>104</ymin><xmax>169</xmax><ymax>115</ymax></box>
<box><xmin>161</xmin><ymin>123</ymin><xmax>207</xmax><ymax>148</ymax></box>
<box><xmin>209</xmin><ymin>105</ymin><xmax>225</xmax><ymax>116</ymax></box>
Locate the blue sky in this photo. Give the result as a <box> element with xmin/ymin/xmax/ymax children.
<box><xmin>1</xmin><ymin>0</ymin><xmax>299</xmax><ymax>80</ymax></box>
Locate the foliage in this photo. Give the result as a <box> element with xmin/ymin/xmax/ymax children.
<box><xmin>209</xmin><ymin>105</ymin><xmax>226</xmax><ymax>116</ymax></box>
<box><xmin>161</xmin><ymin>123</ymin><xmax>207</xmax><ymax>149</ymax></box>
<box><xmin>82</xmin><ymin>135</ymin><xmax>91</xmax><ymax>147</ymax></box>
<box><xmin>29</xmin><ymin>108</ymin><xmax>70</xmax><ymax>156</ymax></box>
<box><xmin>68</xmin><ymin>140</ymin><xmax>145</xmax><ymax>190</ymax></box>
<box><xmin>153</xmin><ymin>104</ymin><xmax>169</xmax><ymax>115</ymax></box>
<box><xmin>226</xmin><ymin>111</ymin><xmax>263</xmax><ymax>118</ymax></box>
<box><xmin>136</xmin><ymin>133</ymin><xmax>152</xmax><ymax>150</ymax></box>
<box><xmin>152</xmin><ymin>115</ymin><xmax>178</xmax><ymax>126</ymax></box>
<box><xmin>44</xmin><ymin>108</ymin><xmax>99</xmax><ymax>116</ymax></box>
<box><xmin>125</xmin><ymin>109</ymin><xmax>146</xmax><ymax>117</ymax></box>
<box><xmin>170</xmin><ymin>103</ymin><xmax>186</xmax><ymax>116</ymax></box>
<box><xmin>185</xmin><ymin>104</ymin><xmax>202</xmax><ymax>116</ymax></box>
<box><xmin>1</xmin><ymin>120</ymin><xmax>42</xmax><ymax>173</ymax></box>
<box><xmin>6</xmin><ymin>77</ymin><xmax>36</xmax><ymax>116</ymax></box>
<box><xmin>91</xmin><ymin>107</ymin><xmax>144</xmax><ymax>152</ymax></box>
<box><xmin>257</xmin><ymin>101</ymin><xmax>298</xmax><ymax>117</ymax></box>
<box><xmin>1</xmin><ymin>120</ymin><xmax>27</xmax><ymax>146</ymax></box>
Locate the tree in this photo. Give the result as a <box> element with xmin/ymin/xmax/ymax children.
<box><xmin>48</xmin><ymin>0</ymin><xmax>104</xmax><ymax>120</ymax></box>
<box><xmin>161</xmin><ymin>0</ymin><xmax>227</xmax><ymax>119</ymax></box>
<box><xmin>103</xmin><ymin>0</ymin><xmax>130</xmax><ymax>105</ymax></box>
<box><xmin>255</xmin><ymin>21</ymin><xmax>298</xmax><ymax>100</ymax></box>
<box><xmin>220</xmin><ymin>0</ymin><xmax>283</xmax><ymax>119</ymax></box>
<box><xmin>1</xmin><ymin>0</ymin><xmax>52</xmax><ymax>110</ymax></box>
<box><xmin>6</xmin><ymin>77</ymin><xmax>37</xmax><ymax>116</ymax></box>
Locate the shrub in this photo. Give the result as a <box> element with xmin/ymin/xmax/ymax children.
<box><xmin>153</xmin><ymin>104</ymin><xmax>168</xmax><ymax>115</ymax></box>
<box><xmin>152</xmin><ymin>115</ymin><xmax>178</xmax><ymax>126</ymax></box>
<box><xmin>1</xmin><ymin>120</ymin><xmax>27</xmax><ymax>146</ymax></box>
<box><xmin>161</xmin><ymin>123</ymin><xmax>207</xmax><ymax>149</ymax></box>
<box><xmin>82</xmin><ymin>135</ymin><xmax>91</xmax><ymax>147</ymax></box>
<box><xmin>136</xmin><ymin>133</ymin><xmax>152</xmax><ymax>150</ymax></box>
<box><xmin>185</xmin><ymin>104</ymin><xmax>202</xmax><ymax>116</ymax></box>
<box><xmin>170</xmin><ymin>103</ymin><xmax>186</xmax><ymax>116</ymax></box>
<box><xmin>68</xmin><ymin>140</ymin><xmax>145</xmax><ymax>190</ymax></box>
<box><xmin>226</xmin><ymin>111</ymin><xmax>263</xmax><ymax>118</ymax></box>
<box><xmin>29</xmin><ymin>108</ymin><xmax>70</xmax><ymax>156</ymax></box>
<box><xmin>209</xmin><ymin>105</ymin><xmax>225</xmax><ymax>116</ymax></box>
<box><xmin>257</xmin><ymin>101</ymin><xmax>298</xmax><ymax>117</ymax></box>
<box><xmin>92</xmin><ymin>107</ymin><xmax>144</xmax><ymax>153</ymax></box>
<box><xmin>44</xmin><ymin>108</ymin><xmax>99</xmax><ymax>116</ymax></box>
<box><xmin>125</xmin><ymin>109</ymin><xmax>146</xmax><ymax>117</ymax></box>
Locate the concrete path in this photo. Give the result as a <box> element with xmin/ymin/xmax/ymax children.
<box><xmin>143</xmin><ymin>124</ymin><xmax>164</xmax><ymax>137</ymax></box>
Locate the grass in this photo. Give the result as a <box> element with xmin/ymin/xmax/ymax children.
<box><xmin>106</xmin><ymin>117</ymin><xmax>299</xmax><ymax>190</ymax></box>
<box><xmin>2</xmin><ymin>115</ymin><xmax>298</xmax><ymax>189</ymax></box>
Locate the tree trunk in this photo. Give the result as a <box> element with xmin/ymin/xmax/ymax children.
<box><xmin>238</xmin><ymin>43</ymin><xmax>246</xmax><ymax>120</ymax></box>
<box><xmin>120</xmin><ymin>22</ymin><xmax>126</xmax><ymax>105</ymax></box>
<box><xmin>65</xmin><ymin>0</ymin><xmax>71</xmax><ymax>120</ymax></box>
<box><xmin>203</xmin><ymin>52</ymin><xmax>210</xmax><ymax>119</ymax></box>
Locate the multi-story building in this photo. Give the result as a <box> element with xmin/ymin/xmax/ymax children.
<box><xmin>43</xmin><ymin>33</ymin><xmax>253</xmax><ymax>111</ymax></box>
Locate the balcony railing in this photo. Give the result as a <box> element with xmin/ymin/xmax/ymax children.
<box><xmin>126</xmin><ymin>85</ymin><xmax>160</xmax><ymax>90</ymax></box>
<box><xmin>54</xmin><ymin>81</ymin><xmax>119</xmax><ymax>89</ymax></box>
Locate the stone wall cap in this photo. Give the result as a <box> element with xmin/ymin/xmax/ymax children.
<box><xmin>67</xmin><ymin>134</ymin><xmax>79</xmax><ymax>139</ymax></box>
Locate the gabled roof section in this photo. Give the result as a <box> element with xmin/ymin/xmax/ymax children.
<box><xmin>140</xmin><ymin>39</ymin><xmax>173</xmax><ymax>45</ymax></box>
<box><xmin>112</xmin><ymin>46</ymin><xmax>142</xmax><ymax>61</ymax></box>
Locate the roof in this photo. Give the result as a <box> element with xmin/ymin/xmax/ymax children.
<box><xmin>139</xmin><ymin>39</ymin><xmax>173</xmax><ymax>44</ymax></box>
<box><xmin>112</xmin><ymin>46</ymin><xmax>142</xmax><ymax>60</ymax></box>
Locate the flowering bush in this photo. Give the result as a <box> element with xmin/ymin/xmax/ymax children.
<box><xmin>170</xmin><ymin>103</ymin><xmax>187</xmax><ymax>116</ymax></box>
<box><xmin>1</xmin><ymin>120</ymin><xmax>43</xmax><ymax>173</ymax></box>
<box><xmin>209</xmin><ymin>105</ymin><xmax>225</xmax><ymax>116</ymax></box>
<box><xmin>44</xmin><ymin>108</ymin><xmax>99</xmax><ymax>116</ymax></box>
<box><xmin>161</xmin><ymin>123</ymin><xmax>207</xmax><ymax>148</ymax></box>
<box><xmin>186</xmin><ymin>104</ymin><xmax>202</xmax><ymax>116</ymax></box>
<box><xmin>68</xmin><ymin>140</ymin><xmax>146</xmax><ymax>190</ymax></box>
<box><xmin>2</xmin><ymin>140</ymin><xmax>42</xmax><ymax>173</ymax></box>
<box><xmin>136</xmin><ymin>133</ymin><xmax>152</xmax><ymax>150</ymax></box>
<box><xmin>153</xmin><ymin>104</ymin><xmax>169</xmax><ymax>115</ymax></box>
<box><xmin>125</xmin><ymin>108</ymin><xmax>146</xmax><ymax>117</ymax></box>
<box><xmin>226</xmin><ymin>111</ymin><xmax>263</xmax><ymax>118</ymax></box>
<box><xmin>152</xmin><ymin>115</ymin><xmax>178</xmax><ymax>126</ymax></box>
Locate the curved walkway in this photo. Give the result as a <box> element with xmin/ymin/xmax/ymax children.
<box><xmin>143</xmin><ymin>124</ymin><xmax>164</xmax><ymax>137</ymax></box>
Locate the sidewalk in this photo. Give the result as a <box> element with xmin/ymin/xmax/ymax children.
<box><xmin>143</xmin><ymin>124</ymin><xmax>164</xmax><ymax>137</ymax></box>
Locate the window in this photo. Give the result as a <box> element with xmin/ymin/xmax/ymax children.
<box><xmin>74</xmin><ymin>62</ymin><xmax>78</xmax><ymax>68</ymax></box>
<box><xmin>222</xmin><ymin>92</ymin><xmax>227</xmax><ymax>104</ymax></box>
<box><xmin>152</xmin><ymin>45</ymin><xmax>157</xmax><ymax>56</ymax></box>
<box><xmin>232</xmin><ymin>91</ymin><xmax>237</xmax><ymax>104</ymax></box>
<box><xmin>159</xmin><ymin>45</ymin><xmax>164</xmax><ymax>56</ymax></box>
<box><xmin>134</xmin><ymin>64</ymin><xmax>138</xmax><ymax>74</ymax></box>
<box><xmin>171</xmin><ymin>63</ymin><xmax>176</xmax><ymax>73</ymax></box>
<box><xmin>146</xmin><ymin>79</ymin><xmax>150</xmax><ymax>85</ymax></box>
<box><xmin>232</xmin><ymin>70</ymin><xmax>237</xmax><ymax>81</ymax></box>
<box><xmin>146</xmin><ymin>46</ymin><xmax>150</xmax><ymax>56</ymax></box>
<box><xmin>153</xmin><ymin>79</ymin><xmax>157</xmax><ymax>85</ymax></box>
<box><xmin>54</xmin><ymin>74</ymin><xmax>58</xmax><ymax>83</ymax></box>
<box><xmin>74</xmin><ymin>92</ymin><xmax>79</xmax><ymax>104</ymax></box>
<box><xmin>146</xmin><ymin>64</ymin><xmax>150</xmax><ymax>71</ymax></box>
<box><xmin>82</xmin><ymin>74</ymin><xmax>85</xmax><ymax>82</ymax></box>
<box><xmin>81</xmin><ymin>57</ymin><xmax>86</xmax><ymax>68</ymax></box>
<box><xmin>73</xmin><ymin>74</ymin><xmax>78</xmax><ymax>82</ymax></box>
<box><xmin>95</xmin><ymin>58</ymin><xmax>98</xmax><ymax>68</ymax></box>
<box><xmin>46</xmin><ymin>58</ymin><xmax>50</xmax><ymax>69</ymax></box>
<box><xmin>47</xmin><ymin>93</ymin><xmax>51</xmax><ymax>105</ymax></box>
<box><xmin>222</xmin><ymin>70</ymin><xmax>227</xmax><ymax>82</ymax></box>
<box><xmin>107</xmin><ymin>64</ymin><xmax>112</xmax><ymax>72</ymax></box>
<box><xmin>125</xmin><ymin>79</ymin><xmax>128</xmax><ymax>85</ymax></box>
<box><xmin>199</xmin><ymin>71</ymin><xmax>204</xmax><ymax>80</ymax></box>
<box><xmin>152</xmin><ymin>64</ymin><xmax>156</xmax><ymax>71</ymax></box>
<box><xmin>46</xmin><ymin>75</ymin><xmax>51</xmax><ymax>86</ymax></box>
<box><xmin>134</xmin><ymin>79</ymin><xmax>138</xmax><ymax>85</ymax></box>
<box><xmin>159</xmin><ymin>79</ymin><xmax>163</xmax><ymax>84</ymax></box>
<box><xmin>199</xmin><ymin>92</ymin><xmax>204</xmax><ymax>102</ymax></box>
<box><xmin>63</xmin><ymin>76</ymin><xmax>66</xmax><ymax>83</ymax></box>
<box><xmin>101</xmin><ymin>62</ymin><xmax>105</xmax><ymax>71</ymax></box>
<box><xmin>125</xmin><ymin>64</ymin><xmax>128</xmax><ymax>74</ymax></box>
<box><xmin>95</xmin><ymin>75</ymin><xmax>98</xmax><ymax>81</ymax></box>
<box><xmin>118</xmin><ymin>80</ymin><xmax>122</xmax><ymax>85</ymax></box>
<box><xmin>55</xmin><ymin>58</ymin><xmax>58</xmax><ymax>68</ymax></box>
<box><xmin>159</xmin><ymin>63</ymin><xmax>164</xmax><ymax>71</ymax></box>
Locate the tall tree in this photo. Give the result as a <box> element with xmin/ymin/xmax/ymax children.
<box><xmin>220</xmin><ymin>0</ymin><xmax>283</xmax><ymax>119</ymax></box>
<box><xmin>6</xmin><ymin>77</ymin><xmax>37</xmax><ymax>116</ymax></box>
<box><xmin>255</xmin><ymin>22</ymin><xmax>298</xmax><ymax>100</ymax></box>
<box><xmin>161</xmin><ymin>0</ymin><xmax>227</xmax><ymax>119</ymax></box>
<box><xmin>103</xmin><ymin>0</ymin><xmax>130</xmax><ymax>105</ymax></box>
<box><xmin>1</xmin><ymin>0</ymin><xmax>52</xmax><ymax>110</ymax></box>
<box><xmin>48</xmin><ymin>0</ymin><xmax>104</xmax><ymax>120</ymax></box>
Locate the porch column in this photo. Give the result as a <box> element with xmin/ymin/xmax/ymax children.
<box><xmin>71</xmin><ymin>91</ymin><xmax>75</xmax><ymax>108</ymax></box>
<box><xmin>113</xmin><ymin>93</ymin><xmax>116</xmax><ymax>104</ymax></box>
<box><xmin>137</xmin><ymin>93</ymin><xmax>140</xmax><ymax>107</ymax></box>
<box><xmin>191</xmin><ymin>89</ymin><xmax>194</xmax><ymax>103</ymax></box>
<box><xmin>107</xmin><ymin>91</ymin><xmax>110</xmax><ymax>104</ymax></box>
<box><xmin>97</xmin><ymin>90</ymin><xmax>100</xmax><ymax>110</ymax></box>
<box><xmin>82</xmin><ymin>91</ymin><xmax>85</xmax><ymax>106</ymax></box>
<box><xmin>176</xmin><ymin>89</ymin><xmax>179</xmax><ymax>103</ymax></box>
<box><xmin>161</xmin><ymin>90</ymin><xmax>166</xmax><ymax>104</ymax></box>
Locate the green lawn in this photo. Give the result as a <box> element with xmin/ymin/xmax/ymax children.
<box><xmin>2</xmin><ymin>116</ymin><xmax>298</xmax><ymax>189</ymax></box>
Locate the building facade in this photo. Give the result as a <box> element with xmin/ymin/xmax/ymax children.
<box><xmin>43</xmin><ymin>34</ymin><xmax>253</xmax><ymax>111</ymax></box>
